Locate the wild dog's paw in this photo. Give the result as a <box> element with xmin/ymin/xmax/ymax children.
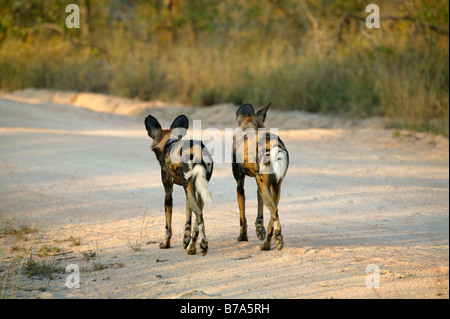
<box><xmin>200</xmin><ymin>240</ymin><xmax>208</xmax><ymax>256</ymax></box>
<box><xmin>186</xmin><ymin>242</ymin><xmax>196</xmax><ymax>255</ymax></box>
<box><xmin>183</xmin><ymin>235</ymin><xmax>191</xmax><ymax>249</ymax></box>
<box><xmin>276</xmin><ymin>241</ymin><xmax>284</xmax><ymax>250</ymax></box>
<box><xmin>183</xmin><ymin>227</ymin><xmax>191</xmax><ymax>249</ymax></box>
<box><xmin>260</xmin><ymin>241</ymin><xmax>271</xmax><ymax>251</ymax></box>
<box><xmin>274</xmin><ymin>230</ymin><xmax>284</xmax><ymax>250</ymax></box>
<box><xmin>237</xmin><ymin>234</ymin><xmax>248</xmax><ymax>242</ymax></box>
<box><xmin>256</xmin><ymin>225</ymin><xmax>266</xmax><ymax>241</ymax></box>
<box><xmin>159</xmin><ymin>241</ymin><xmax>170</xmax><ymax>249</ymax></box>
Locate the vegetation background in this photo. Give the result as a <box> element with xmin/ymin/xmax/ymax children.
<box><xmin>0</xmin><ymin>0</ymin><xmax>448</xmax><ymax>135</ymax></box>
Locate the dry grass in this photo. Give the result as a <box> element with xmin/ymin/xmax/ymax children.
<box><xmin>0</xmin><ymin>29</ymin><xmax>448</xmax><ymax>135</ymax></box>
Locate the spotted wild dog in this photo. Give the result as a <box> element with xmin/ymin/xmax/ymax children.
<box><xmin>232</xmin><ymin>103</ymin><xmax>289</xmax><ymax>250</ymax></box>
<box><xmin>145</xmin><ymin>114</ymin><xmax>213</xmax><ymax>255</ymax></box>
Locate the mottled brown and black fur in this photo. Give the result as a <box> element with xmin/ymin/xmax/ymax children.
<box><xmin>145</xmin><ymin>114</ymin><xmax>213</xmax><ymax>255</ymax></box>
<box><xmin>232</xmin><ymin>103</ymin><xmax>289</xmax><ymax>250</ymax></box>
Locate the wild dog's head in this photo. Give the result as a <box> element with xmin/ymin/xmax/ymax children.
<box><xmin>145</xmin><ymin>114</ymin><xmax>189</xmax><ymax>162</ymax></box>
<box><xmin>236</xmin><ymin>102</ymin><xmax>271</xmax><ymax>129</ymax></box>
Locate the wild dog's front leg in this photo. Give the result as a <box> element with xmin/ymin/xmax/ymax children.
<box><xmin>160</xmin><ymin>183</ymin><xmax>173</xmax><ymax>249</ymax></box>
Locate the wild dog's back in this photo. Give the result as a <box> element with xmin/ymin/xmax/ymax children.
<box><xmin>175</xmin><ymin>139</ymin><xmax>214</xmax><ymax>204</ymax></box>
<box><xmin>233</xmin><ymin>127</ymin><xmax>288</xmax><ymax>181</ymax></box>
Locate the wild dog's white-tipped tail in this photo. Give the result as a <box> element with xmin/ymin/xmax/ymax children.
<box><xmin>185</xmin><ymin>164</ymin><xmax>212</xmax><ymax>204</ymax></box>
<box><xmin>270</xmin><ymin>146</ymin><xmax>288</xmax><ymax>182</ymax></box>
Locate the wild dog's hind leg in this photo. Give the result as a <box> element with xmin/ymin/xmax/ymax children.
<box><xmin>255</xmin><ymin>189</ymin><xmax>266</xmax><ymax>241</ymax></box>
<box><xmin>196</xmin><ymin>198</ymin><xmax>208</xmax><ymax>256</ymax></box>
<box><xmin>256</xmin><ymin>174</ymin><xmax>283</xmax><ymax>250</ymax></box>
<box><xmin>188</xmin><ymin>216</ymin><xmax>199</xmax><ymax>255</ymax></box>
<box><xmin>184</xmin><ymin>201</ymin><xmax>192</xmax><ymax>249</ymax></box>
<box><xmin>235</xmin><ymin>174</ymin><xmax>248</xmax><ymax>242</ymax></box>
<box><xmin>271</xmin><ymin>181</ymin><xmax>283</xmax><ymax>250</ymax></box>
<box><xmin>184</xmin><ymin>180</ymin><xmax>208</xmax><ymax>255</ymax></box>
<box><xmin>160</xmin><ymin>183</ymin><xmax>173</xmax><ymax>249</ymax></box>
<box><xmin>184</xmin><ymin>181</ymin><xmax>197</xmax><ymax>254</ymax></box>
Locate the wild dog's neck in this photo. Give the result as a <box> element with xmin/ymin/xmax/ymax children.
<box><xmin>240</xmin><ymin>118</ymin><xmax>264</xmax><ymax>130</ymax></box>
<box><xmin>151</xmin><ymin>129</ymin><xmax>171</xmax><ymax>162</ymax></box>
<box><xmin>152</xmin><ymin>146</ymin><xmax>163</xmax><ymax>162</ymax></box>
<box><xmin>241</xmin><ymin>117</ymin><xmax>264</xmax><ymax>130</ymax></box>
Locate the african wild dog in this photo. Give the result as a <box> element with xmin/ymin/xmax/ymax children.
<box><xmin>232</xmin><ymin>102</ymin><xmax>289</xmax><ymax>250</ymax></box>
<box><xmin>145</xmin><ymin>114</ymin><xmax>213</xmax><ymax>255</ymax></box>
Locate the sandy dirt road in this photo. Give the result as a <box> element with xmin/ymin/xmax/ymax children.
<box><xmin>0</xmin><ymin>89</ymin><xmax>448</xmax><ymax>299</ymax></box>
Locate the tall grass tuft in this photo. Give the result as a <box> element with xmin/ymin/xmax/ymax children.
<box><xmin>373</xmin><ymin>45</ymin><xmax>449</xmax><ymax>135</ymax></box>
<box><xmin>0</xmin><ymin>242</ymin><xmax>23</xmax><ymax>299</ymax></box>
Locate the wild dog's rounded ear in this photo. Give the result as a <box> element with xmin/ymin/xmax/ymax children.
<box><xmin>170</xmin><ymin>114</ymin><xmax>189</xmax><ymax>140</ymax></box>
<box><xmin>236</xmin><ymin>103</ymin><xmax>255</xmax><ymax>126</ymax></box>
<box><xmin>236</xmin><ymin>103</ymin><xmax>255</xmax><ymax>118</ymax></box>
<box><xmin>170</xmin><ymin>114</ymin><xmax>189</xmax><ymax>130</ymax></box>
<box><xmin>254</xmin><ymin>102</ymin><xmax>271</xmax><ymax>127</ymax></box>
<box><xmin>145</xmin><ymin>115</ymin><xmax>163</xmax><ymax>141</ymax></box>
